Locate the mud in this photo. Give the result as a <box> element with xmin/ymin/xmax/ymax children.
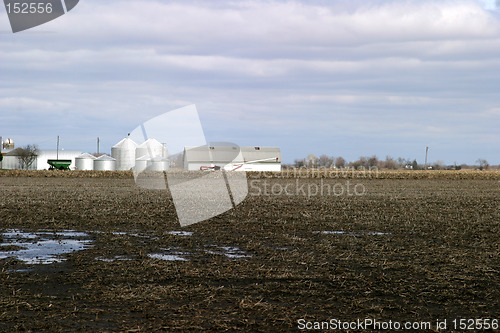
<box><xmin>0</xmin><ymin>173</ymin><xmax>498</xmax><ymax>331</ymax></box>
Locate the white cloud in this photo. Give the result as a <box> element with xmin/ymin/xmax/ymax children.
<box><xmin>1</xmin><ymin>0</ymin><xmax>500</xmax><ymax>163</ymax></box>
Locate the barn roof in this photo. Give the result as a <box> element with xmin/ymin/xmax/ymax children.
<box><xmin>184</xmin><ymin>146</ymin><xmax>281</xmax><ymax>163</ymax></box>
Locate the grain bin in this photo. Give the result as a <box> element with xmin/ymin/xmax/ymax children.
<box><xmin>94</xmin><ymin>155</ymin><xmax>116</xmax><ymax>171</ymax></box>
<box><xmin>136</xmin><ymin>138</ymin><xmax>167</xmax><ymax>159</ymax></box>
<box><xmin>111</xmin><ymin>137</ymin><xmax>137</xmax><ymax>171</ymax></box>
<box><xmin>75</xmin><ymin>153</ymin><xmax>96</xmax><ymax>170</ymax></box>
<box><xmin>135</xmin><ymin>155</ymin><xmax>149</xmax><ymax>172</ymax></box>
<box><xmin>148</xmin><ymin>157</ymin><xmax>169</xmax><ymax>171</ymax></box>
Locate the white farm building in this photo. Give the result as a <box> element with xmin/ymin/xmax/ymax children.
<box><xmin>2</xmin><ymin>149</ymin><xmax>82</xmax><ymax>170</ymax></box>
<box><xmin>184</xmin><ymin>146</ymin><xmax>282</xmax><ymax>172</ymax></box>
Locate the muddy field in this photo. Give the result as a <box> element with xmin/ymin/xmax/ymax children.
<box><xmin>0</xmin><ymin>171</ymin><xmax>499</xmax><ymax>331</ymax></box>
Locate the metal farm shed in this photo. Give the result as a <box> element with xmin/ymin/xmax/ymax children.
<box><xmin>183</xmin><ymin>146</ymin><xmax>282</xmax><ymax>172</ymax></box>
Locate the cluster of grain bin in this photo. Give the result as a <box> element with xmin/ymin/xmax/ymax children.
<box><xmin>75</xmin><ymin>153</ymin><xmax>96</xmax><ymax>170</ymax></box>
<box><xmin>94</xmin><ymin>155</ymin><xmax>116</xmax><ymax>171</ymax></box>
<box><xmin>109</xmin><ymin>137</ymin><xmax>169</xmax><ymax>171</ymax></box>
<box><xmin>134</xmin><ymin>138</ymin><xmax>168</xmax><ymax>171</ymax></box>
<box><xmin>74</xmin><ymin>153</ymin><xmax>116</xmax><ymax>171</ymax></box>
<box><xmin>72</xmin><ymin>137</ymin><xmax>169</xmax><ymax>171</ymax></box>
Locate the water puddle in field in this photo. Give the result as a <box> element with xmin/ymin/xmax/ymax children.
<box><xmin>167</xmin><ymin>231</ymin><xmax>193</xmax><ymax>236</ymax></box>
<box><xmin>95</xmin><ymin>230</ymin><xmax>192</xmax><ymax>238</ymax></box>
<box><xmin>0</xmin><ymin>229</ymin><xmax>93</xmax><ymax>264</ymax></box>
<box><xmin>148</xmin><ymin>247</ymin><xmax>191</xmax><ymax>261</ymax></box>
<box><xmin>206</xmin><ymin>246</ymin><xmax>253</xmax><ymax>259</ymax></box>
<box><xmin>313</xmin><ymin>231</ymin><xmax>391</xmax><ymax>236</ymax></box>
<box><xmin>96</xmin><ymin>255</ymin><xmax>133</xmax><ymax>262</ymax></box>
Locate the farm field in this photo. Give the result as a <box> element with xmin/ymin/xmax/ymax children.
<box><xmin>0</xmin><ymin>171</ymin><xmax>499</xmax><ymax>331</ymax></box>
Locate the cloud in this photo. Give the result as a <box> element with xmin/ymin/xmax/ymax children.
<box><xmin>1</xmin><ymin>0</ymin><xmax>500</xmax><ymax>164</ymax></box>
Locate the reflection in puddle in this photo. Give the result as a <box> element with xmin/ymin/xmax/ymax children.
<box><xmin>167</xmin><ymin>231</ymin><xmax>193</xmax><ymax>236</ymax></box>
<box><xmin>96</xmin><ymin>255</ymin><xmax>133</xmax><ymax>262</ymax></box>
<box><xmin>148</xmin><ymin>247</ymin><xmax>191</xmax><ymax>261</ymax></box>
<box><xmin>206</xmin><ymin>246</ymin><xmax>253</xmax><ymax>259</ymax></box>
<box><xmin>0</xmin><ymin>229</ymin><xmax>93</xmax><ymax>264</ymax></box>
<box><xmin>148</xmin><ymin>253</ymin><xmax>189</xmax><ymax>261</ymax></box>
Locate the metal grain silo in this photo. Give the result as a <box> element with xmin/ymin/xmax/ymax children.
<box><xmin>94</xmin><ymin>155</ymin><xmax>116</xmax><ymax>171</ymax></box>
<box><xmin>148</xmin><ymin>157</ymin><xmax>169</xmax><ymax>171</ymax></box>
<box><xmin>136</xmin><ymin>138</ymin><xmax>167</xmax><ymax>159</ymax></box>
<box><xmin>135</xmin><ymin>155</ymin><xmax>149</xmax><ymax>172</ymax></box>
<box><xmin>111</xmin><ymin>137</ymin><xmax>138</xmax><ymax>171</ymax></box>
<box><xmin>75</xmin><ymin>153</ymin><xmax>96</xmax><ymax>170</ymax></box>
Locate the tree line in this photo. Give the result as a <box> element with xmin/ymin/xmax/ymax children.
<box><xmin>288</xmin><ymin>154</ymin><xmax>493</xmax><ymax>170</ymax></box>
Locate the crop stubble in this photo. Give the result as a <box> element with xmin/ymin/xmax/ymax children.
<box><xmin>0</xmin><ymin>171</ymin><xmax>498</xmax><ymax>331</ymax></box>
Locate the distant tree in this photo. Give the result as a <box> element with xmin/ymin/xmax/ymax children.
<box><xmin>397</xmin><ymin>157</ymin><xmax>409</xmax><ymax>168</ymax></box>
<box><xmin>367</xmin><ymin>155</ymin><xmax>379</xmax><ymax>168</ymax></box>
<box><xmin>17</xmin><ymin>145</ymin><xmax>38</xmax><ymax>170</ymax></box>
<box><xmin>318</xmin><ymin>154</ymin><xmax>334</xmax><ymax>167</ymax></box>
<box><xmin>432</xmin><ymin>160</ymin><xmax>445</xmax><ymax>170</ymax></box>
<box><xmin>476</xmin><ymin>159</ymin><xmax>489</xmax><ymax>170</ymax></box>
<box><xmin>307</xmin><ymin>154</ymin><xmax>318</xmax><ymax>168</ymax></box>
<box><xmin>411</xmin><ymin>159</ymin><xmax>419</xmax><ymax>170</ymax></box>
<box><xmin>350</xmin><ymin>156</ymin><xmax>369</xmax><ymax>169</ymax></box>
<box><xmin>335</xmin><ymin>156</ymin><xmax>346</xmax><ymax>168</ymax></box>
<box><xmin>294</xmin><ymin>158</ymin><xmax>306</xmax><ymax>168</ymax></box>
<box><xmin>383</xmin><ymin>156</ymin><xmax>398</xmax><ymax>169</ymax></box>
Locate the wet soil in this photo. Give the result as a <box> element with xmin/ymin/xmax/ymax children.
<box><xmin>0</xmin><ymin>172</ymin><xmax>499</xmax><ymax>331</ymax></box>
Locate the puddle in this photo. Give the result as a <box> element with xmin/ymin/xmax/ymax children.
<box><xmin>0</xmin><ymin>229</ymin><xmax>93</xmax><ymax>264</ymax></box>
<box><xmin>313</xmin><ymin>231</ymin><xmax>347</xmax><ymax>235</ymax></box>
<box><xmin>313</xmin><ymin>231</ymin><xmax>391</xmax><ymax>236</ymax></box>
<box><xmin>148</xmin><ymin>247</ymin><xmax>191</xmax><ymax>261</ymax></box>
<box><xmin>148</xmin><ymin>253</ymin><xmax>189</xmax><ymax>261</ymax></box>
<box><xmin>206</xmin><ymin>246</ymin><xmax>253</xmax><ymax>259</ymax></box>
<box><xmin>167</xmin><ymin>231</ymin><xmax>193</xmax><ymax>236</ymax></box>
<box><xmin>96</xmin><ymin>255</ymin><xmax>133</xmax><ymax>262</ymax></box>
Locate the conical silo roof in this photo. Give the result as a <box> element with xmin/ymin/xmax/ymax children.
<box><xmin>76</xmin><ymin>153</ymin><xmax>97</xmax><ymax>160</ymax></box>
<box><xmin>96</xmin><ymin>155</ymin><xmax>116</xmax><ymax>161</ymax></box>
<box><xmin>136</xmin><ymin>138</ymin><xmax>167</xmax><ymax>159</ymax></box>
<box><xmin>112</xmin><ymin>137</ymin><xmax>138</xmax><ymax>149</ymax></box>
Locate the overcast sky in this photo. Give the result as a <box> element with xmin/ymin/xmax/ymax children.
<box><xmin>1</xmin><ymin>0</ymin><xmax>499</xmax><ymax>164</ymax></box>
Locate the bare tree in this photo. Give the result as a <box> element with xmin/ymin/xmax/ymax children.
<box><xmin>294</xmin><ymin>158</ymin><xmax>306</xmax><ymax>168</ymax></box>
<box><xmin>432</xmin><ymin>160</ymin><xmax>445</xmax><ymax>170</ymax></box>
<box><xmin>476</xmin><ymin>159</ymin><xmax>489</xmax><ymax>170</ymax></box>
<box><xmin>367</xmin><ymin>155</ymin><xmax>379</xmax><ymax>168</ymax></box>
<box><xmin>383</xmin><ymin>156</ymin><xmax>398</xmax><ymax>169</ymax></box>
<box><xmin>307</xmin><ymin>154</ymin><xmax>318</xmax><ymax>168</ymax></box>
<box><xmin>318</xmin><ymin>154</ymin><xmax>334</xmax><ymax>167</ymax></box>
<box><xmin>17</xmin><ymin>145</ymin><xmax>38</xmax><ymax>170</ymax></box>
<box><xmin>335</xmin><ymin>156</ymin><xmax>346</xmax><ymax>168</ymax></box>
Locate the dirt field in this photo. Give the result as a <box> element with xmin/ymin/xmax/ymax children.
<box><xmin>0</xmin><ymin>171</ymin><xmax>499</xmax><ymax>331</ymax></box>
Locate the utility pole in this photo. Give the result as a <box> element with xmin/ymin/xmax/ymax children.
<box><xmin>425</xmin><ymin>146</ymin><xmax>429</xmax><ymax>169</ymax></box>
<box><xmin>57</xmin><ymin>135</ymin><xmax>60</xmax><ymax>160</ymax></box>
<box><xmin>97</xmin><ymin>137</ymin><xmax>100</xmax><ymax>155</ymax></box>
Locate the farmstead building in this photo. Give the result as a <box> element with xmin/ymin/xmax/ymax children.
<box><xmin>2</xmin><ymin>149</ymin><xmax>82</xmax><ymax>170</ymax></box>
<box><xmin>184</xmin><ymin>146</ymin><xmax>282</xmax><ymax>172</ymax></box>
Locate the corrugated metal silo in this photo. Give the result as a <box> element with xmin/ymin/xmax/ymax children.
<box><xmin>75</xmin><ymin>153</ymin><xmax>97</xmax><ymax>170</ymax></box>
<box><xmin>111</xmin><ymin>137</ymin><xmax>138</xmax><ymax>171</ymax></box>
<box><xmin>94</xmin><ymin>155</ymin><xmax>116</xmax><ymax>171</ymax></box>
<box><xmin>135</xmin><ymin>155</ymin><xmax>149</xmax><ymax>172</ymax></box>
<box><xmin>136</xmin><ymin>138</ymin><xmax>167</xmax><ymax>159</ymax></box>
<box><xmin>148</xmin><ymin>157</ymin><xmax>169</xmax><ymax>171</ymax></box>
